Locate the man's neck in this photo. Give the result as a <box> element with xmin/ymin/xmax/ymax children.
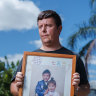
<box><xmin>40</xmin><ymin>42</ymin><xmax>62</xmax><ymax>51</ymax></box>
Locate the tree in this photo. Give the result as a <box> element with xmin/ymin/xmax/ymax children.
<box><xmin>0</xmin><ymin>56</ymin><xmax>19</xmax><ymax>96</ymax></box>
<box><xmin>68</xmin><ymin>0</ymin><xmax>96</xmax><ymax>57</ymax></box>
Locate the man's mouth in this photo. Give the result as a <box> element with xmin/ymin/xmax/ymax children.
<box><xmin>42</xmin><ymin>35</ymin><xmax>49</xmax><ymax>38</ymax></box>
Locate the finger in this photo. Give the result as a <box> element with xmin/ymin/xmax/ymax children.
<box><xmin>16</xmin><ymin>73</ymin><xmax>24</xmax><ymax>79</ymax></box>
<box><xmin>73</xmin><ymin>74</ymin><xmax>80</xmax><ymax>79</ymax></box>
<box><xmin>73</xmin><ymin>79</ymin><xmax>80</xmax><ymax>85</ymax></box>
<box><xmin>15</xmin><ymin>77</ymin><xmax>23</xmax><ymax>82</ymax></box>
<box><xmin>72</xmin><ymin>79</ymin><xmax>80</xmax><ymax>86</ymax></box>
<box><xmin>73</xmin><ymin>79</ymin><xmax>80</xmax><ymax>82</ymax></box>
<box><xmin>73</xmin><ymin>76</ymin><xmax>80</xmax><ymax>80</ymax></box>
<box><xmin>73</xmin><ymin>72</ymin><xmax>80</xmax><ymax>75</ymax></box>
<box><xmin>15</xmin><ymin>73</ymin><xmax>24</xmax><ymax>82</ymax></box>
<box><xmin>16</xmin><ymin>81</ymin><xmax>23</xmax><ymax>87</ymax></box>
<box><xmin>72</xmin><ymin>81</ymin><xmax>78</xmax><ymax>86</ymax></box>
<box><xmin>16</xmin><ymin>72</ymin><xmax>24</xmax><ymax>77</ymax></box>
<box><xmin>16</xmin><ymin>74</ymin><xmax>24</xmax><ymax>79</ymax></box>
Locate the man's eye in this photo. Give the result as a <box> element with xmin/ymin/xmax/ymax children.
<box><xmin>47</xmin><ymin>24</ymin><xmax>52</xmax><ymax>27</ymax></box>
<box><xmin>39</xmin><ymin>25</ymin><xmax>42</xmax><ymax>29</ymax></box>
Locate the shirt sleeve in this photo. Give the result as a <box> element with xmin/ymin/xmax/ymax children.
<box><xmin>76</xmin><ymin>56</ymin><xmax>88</xmax><ymax>85</ymax></box>
<box><xmin>11</xmin><ymin>59</ymin><xmax>22</xmax><ymax>82</ymax></box>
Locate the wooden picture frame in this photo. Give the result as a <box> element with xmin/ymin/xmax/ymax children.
<box><xmin>19</xmin><ymin>51</ymin><xmax>76</xmax><ymax>96</ymax></box>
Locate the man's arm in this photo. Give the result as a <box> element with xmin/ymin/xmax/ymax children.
<box><xmin>10</xmin><ymin>72</ymin><xmax>24</xmax><ymax>96</ymax></box>
<box><xmin>75</xmin><ymin>56</ymin><xmax>90</xmax><ymax>96</ymax></box>
<box><xmin>72</xmin><ymin>72</ymin><xmax>90</xmax><ymax>96</ymax></box>
<box><xmin>77</xmin><ymin>83</ymin><xmax>90</xmax><ymax>96</ymax></box>
<box><xmin>10</xmin><ymin>81</ymin><xmax>19</xmax><ymax>96</ymax></box>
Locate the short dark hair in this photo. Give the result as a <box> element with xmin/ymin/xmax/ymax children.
<box><xmin>48</xmin><ymin>77</ymin><xmax>56</xmax><ymax>86</ymax></box>
<box><xmin>42</xmin><ymin>69</ymin><xmax>51</xmax><ymax>76</ymax></box>
<box><xmin>37</xmin><ymin>10</ymin><xmax>62</xmax><ymax>28</ymax></box>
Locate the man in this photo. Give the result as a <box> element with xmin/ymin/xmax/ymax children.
<box><xmin>10</xmin><ymin>10</ymin><xmax>90</xmax><ymax>96</ymax></box>
<box><xmin>35</xmin><ymin>69</ymin><xmax>51</xmax><ymax>96</ymax></box>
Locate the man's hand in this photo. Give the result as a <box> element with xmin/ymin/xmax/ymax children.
<box><xmin>72</xmin><ymin>72</ymin><xmax>90</xmax><ymax>96</ymax></box>
<box><xmin>15</xmin><ymin>72</ymin><xmax>24</xmax><ymax>88</ymax></box>
<box><xmin>72</xmin><ymin>72</ymin><xmax>80</xmax><ymax>89</ymax></box>
<box><xmin>10</xmin><ymin>72</ymin><xmax>24</xmax><ymax>96</ymax></box>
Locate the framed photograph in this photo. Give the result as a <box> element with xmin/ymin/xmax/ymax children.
<box><xmin>19</xmin><ymin>52</ymin><xmax>76</xmax><ymax>96</ymax></box>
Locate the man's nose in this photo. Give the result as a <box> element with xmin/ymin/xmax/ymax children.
<box><xmin>42</xmin><ymin>25</ymin><xmax>46</xmax><ymax>32</ymax></box>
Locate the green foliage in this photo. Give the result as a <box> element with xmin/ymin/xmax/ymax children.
<box><xmin>0</xmin><ymin>57</ymin><xmax>19</xmax><ymax>96</ymax></box>
<box><xmin>0</xmin><ymin>62</ymin><xmax>5</xmax><ymax>71</ymax></box>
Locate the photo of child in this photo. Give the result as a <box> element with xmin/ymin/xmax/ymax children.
<box><xmin>27</xmin><ymin>55</ymin><xmax>72</xmax><ymax>96</ymax></box>
<box><xmin>44</xmin><ymin>77</ymin><xmax>60</xmax><ymax>96</ymax></box>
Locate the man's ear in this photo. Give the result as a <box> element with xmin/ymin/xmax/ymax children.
<box><xmin>58</xmin><ymin>25</ymin><xmax>62</xmax><ymax>35</ymax></box>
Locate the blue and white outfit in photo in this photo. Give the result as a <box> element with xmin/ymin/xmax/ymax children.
<box><xmin>35</xmin><ymin>80</ymin><xmax>48</xmax><ymax>96</ymax></box>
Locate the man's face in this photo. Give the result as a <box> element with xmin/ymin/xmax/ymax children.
<box><xmin>48</xmin><ymin>83</ymin><xmax>56</xmax><ymax>92</ymax></box>
<box><xmin>42</xmin><ymin>73</ymin><xmax>50</xmax><ymax>82</ymax></box>
<box><xmin>38</xmin><ymin>17</ymin><xmax>61</xmax><ymax>46</ymax></box>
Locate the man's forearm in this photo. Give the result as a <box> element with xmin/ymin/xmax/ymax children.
<box><xmin>10</xmin><ymin>81</ymin><xmax>19</xmax><ymax>96</ymax></box>
<box><xmin>75</xmin><ymin>83</ymin><xmax>90</xmax><ymax>96</ymax></box>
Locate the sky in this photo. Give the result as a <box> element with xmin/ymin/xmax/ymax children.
<box><xmin>0</xmin><ymin>0</ymin><xmax>91</xmax><ymax>64</ymax></box>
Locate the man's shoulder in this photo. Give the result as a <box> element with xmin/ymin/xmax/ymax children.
<box><xmin>33</xmin><ymin>49</ymin><xmax>42</xmax><ymax>52</ymax></box>
<box><xmin>57</xmin><ymin>47</ymin><xmax>76</xmax><ymax>55</ymax></box>
<box><xmin>61</xmin><ymin>47</ymin><xmax>83</xmax><ymax>64</ymax></box>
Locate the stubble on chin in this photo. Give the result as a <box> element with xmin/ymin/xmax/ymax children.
<box><xmin>41</xmin><ymin>37</ymin><xmax>52</xmax><ymax>46</ymax></box>
<box><xmin>42</xmin><ymin>40</ymin><xmax>52</xmax><ymax>47</ymax></box>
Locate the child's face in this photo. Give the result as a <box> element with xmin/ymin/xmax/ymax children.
<box><xmin>48</xmin><ymin>83</ymin><xmax>56</xmax><ymax>92</ymax></box>
<box><xmin>42</xmin><ymin>73</ymin><xmax>50</xmax><ymax>82</ymax></box>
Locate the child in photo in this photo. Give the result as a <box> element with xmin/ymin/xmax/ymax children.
<box><xmin>35</xmin><ymin>69</ymin><xmax>51</xmax><ymax>96</ymax></box>
<box><xmin>45</xmin><ymin>78</ymin><xmax>60</xmax><ymax>96</ymax></box>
